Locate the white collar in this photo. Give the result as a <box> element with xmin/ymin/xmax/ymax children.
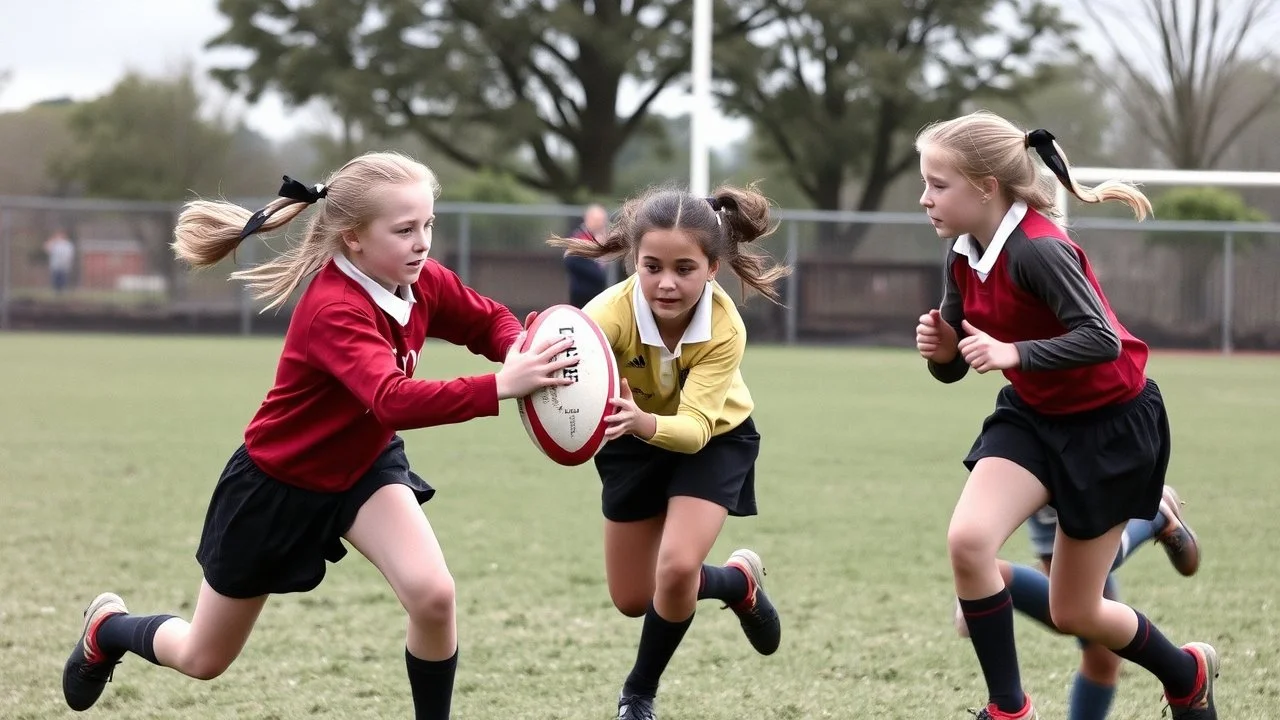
<box><xmin>952</xmin><ymin>200</ymin><xmax>1028</xmax><ymax>276</ymax></box>
<box><xmin>333</xmin><ymin>254</ymin><xmax>415</xmax><ymax>326</ymax></box>
<box><xmin>633</xmin><ymin>279</ymin><xmax>714</xmax><ymax>359</ymax></box>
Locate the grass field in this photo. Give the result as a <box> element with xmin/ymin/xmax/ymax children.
<box><xmin>1</xmin><ymin>332</ymin><xmax>1277</xmax><ymax>719</ymax></box>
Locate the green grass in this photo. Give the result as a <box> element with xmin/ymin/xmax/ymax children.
<box><xmin>8</xmin><ymin>287</ymin><xmax>169</xmax><ymax>306</ymax></box>
<box><xmin>1</xmin><ymin>333</ymin><xmax>1276</xmax><ymax>719</ymax></box>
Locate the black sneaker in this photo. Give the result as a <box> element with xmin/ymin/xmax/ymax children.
<box><xmin>723</xmin><ymin>549</ymin><xmax>781</xmax><ymax>655</ymax></box>
<box><xmin>1156</xmin><ymin>486</ymin><xmax>1201</xmax><ymax>577</ymax></box>
<box><xmin>616</xmin><ymin>692</ymin><xmax>656</xmax><ymax>719</ymax></box>
<box><xmin>1166</xmin><ymin>642</ymin><xmax>1219</xmax><ymax>719</ymax></box>
<box><xmin>62</xmin><ymin>592</ymin><xmax>128</xmax><ymax>711</ymax></box>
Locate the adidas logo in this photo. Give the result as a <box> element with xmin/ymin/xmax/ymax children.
<box><xmin>627</xmin><ymin>355</ymin><xmax>646</xmax><ymax>369</ymax></box>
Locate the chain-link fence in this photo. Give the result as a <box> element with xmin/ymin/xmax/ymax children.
<box><xmin>3</xmin><ymin>195</ymin><xmax>1278</xmax><ymax>351</ymax></box>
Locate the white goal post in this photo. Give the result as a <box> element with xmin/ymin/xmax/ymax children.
<box><xmin>1059</xmin><ymin>167</ymin><xmax>1280</xmax><ymax>222</ymax></box>
<box><xmin>1059</xmin><ymin>167</ymin><xmax>1280</xmax><ymax>354</ymax></box>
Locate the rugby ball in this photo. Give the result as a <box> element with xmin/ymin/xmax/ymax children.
<box><xmin>517</xmin><ymin>304</ymin><xmax>619</xmax><ymax>466</ymax></box>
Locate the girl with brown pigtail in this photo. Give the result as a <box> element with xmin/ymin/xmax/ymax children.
<box><xmin>548</xmin><ymin>182</ymin><xmax>790</xmax><ymax>720</ymax></box>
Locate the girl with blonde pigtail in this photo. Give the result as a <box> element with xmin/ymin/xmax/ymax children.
<box><xmin>61</xmin><ymin>152</ymin><xmax>577</xmax><ymax>719</ymax></box>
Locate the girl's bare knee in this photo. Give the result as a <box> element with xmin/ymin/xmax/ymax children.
<box><xmin>401</xmin><ymin>574</ymin><xmax>456</xmax><ymax>627</ymax></box>
<box><xmin>610</xmin><ymin>594</ymin><xmax>648</xmax><ymax>618</ymax></box>
<box><xmin>607</xmin><ymin>574</ymin><xmax>651</xmax><ymax>616</ymax></box>
<box><xmin>1050</xmin><ymin>601</ymin><xmax>1100</xmax><ymax>638</ymax></box>
<box><xmin>653</xmin><ymin>554</ymin><xmax>701</xmax><ymax>600</ymax></box>
<box><xmin>948</xmin><ymin>522</ymin><xmax>997</xmax><ymax>577</ymax></box>
<box><xmin>178</xmin><ymin>649</ymin><xmax>237</xmax><ymax>681</ymax></box>
<box><xmin>605</xmin><ymin>566</ymin><xmax>653</xmax><ymax>617</ymax></box>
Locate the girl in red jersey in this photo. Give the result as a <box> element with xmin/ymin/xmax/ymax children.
<box><xmin>60</xmin><ymin>152</ymin><xmax>576</xmax><ymax>719</ymax></box>
<box><xmin>914</xmin><ymin>111</ymin><xmax>1218</xmax><ymax>720</ymax></box>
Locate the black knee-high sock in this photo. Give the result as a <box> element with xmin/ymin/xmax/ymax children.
<box><xmin>696</xmin><ymin>564</ymin><xmax>749</xmax><ymax>605</ymax></box>
<box><xmin>96</xmin><ymin>614</ymin><xmax>178</xmax><ymax>665</ymax></box>
<box><xmin>958</xmin><ymin>590</ymin><xmax>1025</xmax><ymax>714</ymax></box>
<box><xmin>1111</xmin><ymin>612</ymin><xmax>1198</xmax><ymax>699</ymax></box>
<box><xmin>406</xmin><ymin>648</ymin><xmax>458</xmax><ymax>720</ymax></box>
<box><xmin>622</xmin><ymin>603</ymin><xmax>694</xmax><ymax>698</ymax></box>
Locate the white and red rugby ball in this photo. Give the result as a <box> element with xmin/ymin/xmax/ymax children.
<box><xmin>517</xmin><ymin>304</ymin><xmax>619</xmax><ymax>466</ymax></box>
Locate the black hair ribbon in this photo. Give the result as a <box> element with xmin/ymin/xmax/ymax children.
<box><xmin>237</xmin><ymin>175</ymin><xmax>329</xmax><ymax>240</ymax></box>
<box><xmin>1025</xmin><ymin>129</ymin><xmax>1073</xmax><ymax>190</ymax></box>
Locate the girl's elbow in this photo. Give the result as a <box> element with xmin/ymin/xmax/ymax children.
<box><xmin>1102</xmin><ymin>330</ymin><xmax>1122</xmax><ymax>360</ymax></box>
<box><xmin>677</xmin><ymin>426</ymin><xmax>712</xmax><ymax>454</ymax></box>
<box><xmin>371</xmin><ymin>404</ymin><xmax>408</xmax><ymax>429</ymax></box>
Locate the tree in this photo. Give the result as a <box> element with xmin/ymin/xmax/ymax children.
<box><xmin>52</xmin><ymin>69</ymin><xmax>281</xmax><ymax>294</ymax></box>
<box><xmin>976</xmin><ymin>66</ymin><xmax>1114</xmax><ymax>168</ymax></box>
<box><xmin>207</xmin><ymin>0</ymin><xmax>775</xmax><ymax>201</ymax></box>
<box><xmin>1078</xmin><ymin>0</ymin><xmax>1280</xmax><ymax>169</ymax></box>
<box><xmin>716</xmin><ymin>128</ymin><xmax>810</xmax><ymax>210</ymax></box>
<box><xmin>836</xmin><ymin>64</ymin><xmax>1120</xmax><ymax>217</ymax></box>
<box><xmin>715</xmin><ymin>0</ymin><xmax>1071</xmax><ymax>241</ymax></box>
<box><xmin>1208</xmin><ymin>63</ymin><xmax>1280</xmax><ymax>174</ymax></box>
<box><xmin>611</xmin><ymin>113</ymin><xmax>747</xmax><ymax>198</ymax></box>
<box><xmin>207</xmin><ymin>0</ymin><xmax>377</xmax><ymax>160</ymax></box>
<box><xmin>287</xmin><ymin>124</ymin><xmax>482</xmax><ymax>194</ymax></box>
<box><xmin>0</xmin><ymin>102</ymin><xmax>77</xmax><ymax>196</ymax></box>
<box><xmin>612</xmin><ymin>114</ymin><xmax>685</xmax><ymax>198</ymax></box>
<box><xmin>54</xmin><ymin>71</ymin><xmax>244</xmax><ymax>201</ymax></box>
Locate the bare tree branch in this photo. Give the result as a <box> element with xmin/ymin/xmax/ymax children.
<box><xmin>620</xmin><ymin>61</ymin><xmax>686</xmax><ymax>136</ymax></box>
<box><xmin>1078</xmin><ymin>0</ymin><xmax>1280</xmax><ymax>168</ymax></box>
<box><xmin>1205</xmin><ymin>75</ymin><xmax>1280</xmax><ymax>159</ymax></box>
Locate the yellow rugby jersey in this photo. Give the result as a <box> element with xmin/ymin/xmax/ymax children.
<box><xmin>583</xmin><ymin>273</ymin><xmax>753</xmax><ymax>454</ymax></box>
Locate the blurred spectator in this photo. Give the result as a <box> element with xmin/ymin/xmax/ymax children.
<box><xmin>564</xmin><ymin>204</ymin><xmax>611</xmax><ymax>308</ymax></box>
<box><xmin>44</xmin><ymin>228</ymin><xmax>75</xmax><ymax>294</ymax></box>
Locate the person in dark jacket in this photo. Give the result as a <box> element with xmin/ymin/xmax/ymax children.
<box><xmin>564</xmin><ymin>204</ymin><xmax>610</xmax><ymax>308</ymax></box>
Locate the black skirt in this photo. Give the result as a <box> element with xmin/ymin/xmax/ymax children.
<box><xmin>593</xmin><ymin>416</ymin><xmax>760</xmax><ymax>523</ymax></box>
<box><xmin>195</xmin><ymin>435</ymin><xmax>434</xmax><ymax>599</ymax></box>
<box><xmin>963</xmin><ymin>379</ymin><xmax>1169</xmax><ymax>540</ymax></box>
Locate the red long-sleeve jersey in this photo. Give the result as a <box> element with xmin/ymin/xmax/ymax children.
<box><xmin>243</xmin><ymin>256</ymin><xmax>521</xmax><ymax>491</ymax></box>
<box><xmin>928</xmin><ymin>204</ymin><xmax>1148</xmax><ymax>414</ymax></box>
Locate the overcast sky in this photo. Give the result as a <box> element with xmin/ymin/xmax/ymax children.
<box><xmin>0</xmin><ymin>0</ymin><xmax>750</xmax><ymax>146</ymax></box>
<box><xmin>6</xmin><ymin>1</ymin><xmax>1266</xmax><ymax>150</ymax></box>
<box><xmin>1</xmin><ymin>0</ymin><xmax>353</xmax><ymax>141</ymax></box>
